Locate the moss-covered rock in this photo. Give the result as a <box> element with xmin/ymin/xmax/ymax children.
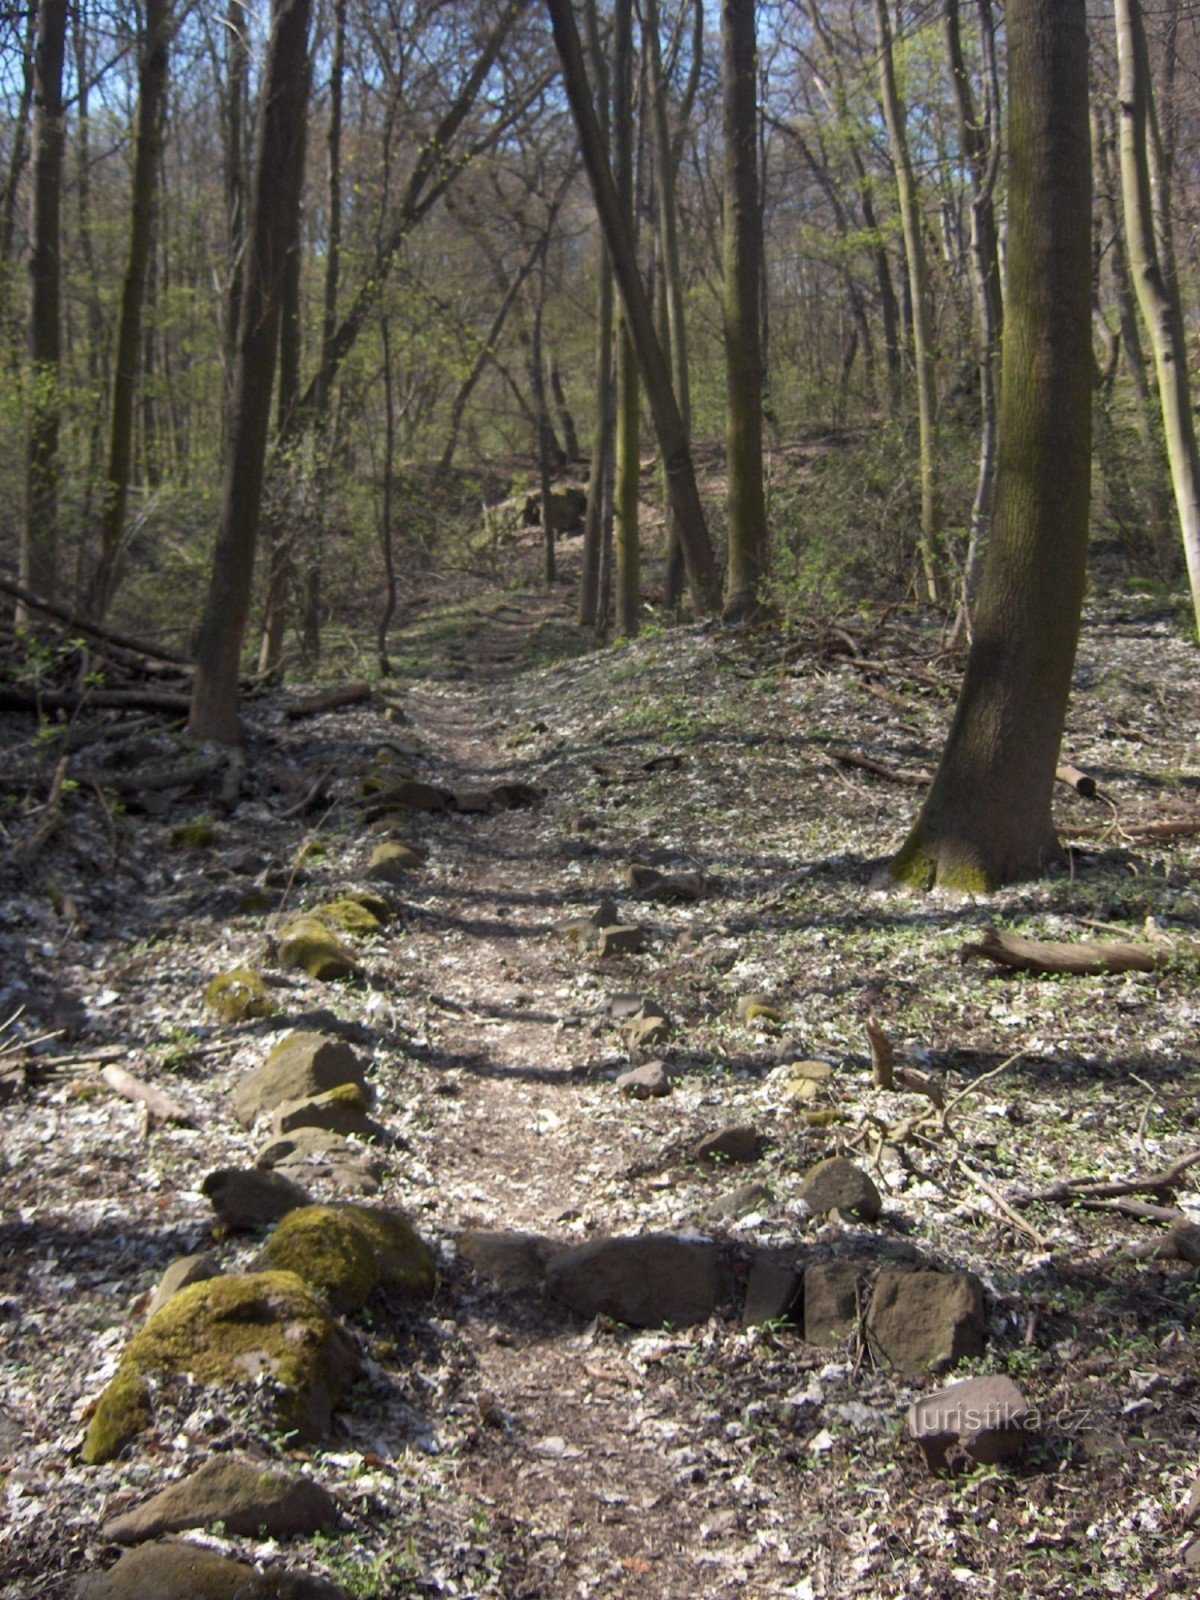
<box><xmin>82</xmin><ymin>1272</ymin><xmax>357</xmax><ymax>1463</ymax></box>
<box><xmin>276</xmin><ymin>917</ymin><xmax>361</xmax><ymax>981</ymax></box>
<box><xmin>203</xmin><ymin>968</ymin><xmax>275</xmax><ymax>1022</ymax></box>
<box><xmin>295</xmin><ymin>836</ymin><xmax>327</xmax><ymax>864</ymax></box>
<box><xmin>367</xmin><ymin>841</ymin><xmax>423</xmax><ymax>882</ymax></box>
<box><xmin>170</xmin><ymin>820</ymin><xmax>215</xmax><ymax>849</ymax></box>
<box><xmin>233</xmin><ymin>1033</ymin><xmax>370</xmax><ymax>1126</ymax></box>
<box><xmin>270</xmin><ymin>1083</ymin><xmax>387</xmax><ymax>1144</ymax></box>
<box><xmin>311</xmin><ymin>893</ymin><xmax>390</xmax><ymax>937</ymax></box>
<box><xmin>76</xmin><ymin>1540</ymin><xmax>348</xmax><ymax>1598</ymax></box>
<box><xmin>259</xmin><ymin>1205</ymin><xmax>435</xmax><ymax>1313</ymax></box>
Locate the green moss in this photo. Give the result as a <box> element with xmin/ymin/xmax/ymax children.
<box><xmin>276</xmin><ymin>917</ymin><xmax>361</xmax><ymax>981</ymax></box>
<box><xmin>81</xmin><ymin>1370</ymin><xmax>149</xmax><ymax>1464</ymax></box>
<box><xmin>348</xmin><ymin>1206</ymin><xmax>436</xmax><ymax>1299</ymax></box>
<box><xmin>888</xmin><ymin>829</ymin><xmax>937</xmax><ymax>890</ymax></box>
<box><xmin>295</xmin><ymin>837</ymin><xmax>326</xmax><ymax>863</ymax></box>
<box><xmin>82</xmin><ymin>1272</ymin><xmax>354</xmax><ymax>1462</ymax></box>
<box><xmin>258</xmin><ymin>1206</ymin><xmax>381</xmax><ymax>1312</ymax></box>
<box><xmin>367</xmin><ymin>841</ymin><xmax>423</xmax><ymax>882</ymax></box>
<box><xmin>204</xmin><ymin>968</ymin><xmax>274</xmax><ymax>1021</ymax></box>
<box><xmin>312</xmin><ymin>898</ymin><xmax>385</xmax><ymax>937</ymax></box>
<box><xmin>889</xmin><ymin>825</ymin><xmax>997</xmax><ymax>893</ymax></box>
<box><xmin>170</xmin><ymin>820</ymin><xmax>215</xmax><ymax>849</ymax></box>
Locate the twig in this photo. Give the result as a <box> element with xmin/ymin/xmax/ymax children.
<box><xmin>939</xmin><ymin>1050</ymin><xmax>1025</xmax><ymax>1129</ymax></box>
<box><xmin>1128</xmin><ymin>1072</ymin><xmax>1159</xmax><ymax>1153</ymax></box>
<box><xmin>952</xmin><ymin>1155</ymin><xmax>1048</xmax><ymax>1248</ymax></box>
<box><xmin>1014</xmin><ymin>1147</ymin><xmax>1200</xmax><ymax>1207</ymax></box>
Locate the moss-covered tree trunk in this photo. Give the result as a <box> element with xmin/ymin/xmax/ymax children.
<box><xmin>720</xmin><ymin>0</ymin><xmax>768</xmax><ymax>623</ymax></box>
<box><xmin>875</xmin><ymin>0</ymin><xmax>941</xmax><ymax>604</ymax></box>
<box><xmin>188</xmin><ymin>0</ymin><xmax>313</xmax><ymax>744</ymax></box>
<box><xmin>890</xmin><ymin>0</ymin><xmax>1091</xmax><ymax>890</ymax></box>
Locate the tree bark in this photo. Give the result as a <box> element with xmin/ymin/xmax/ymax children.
<box><xmin>547</xmin><ymin>0</ymin><xmax>721</xmax><ymax>615</ymax></box>
<box><xmin>890</xmin><ymin>0</ymin><xmax>1092</xmax><ymax>889</ymax></box>
<box><xmin>89</xmin><ymin>0</ymin><xmax>172</xmax><ymax>621</ymax></box>
<box><xmin>874</xmin><ymin>0</ymin><xmax>942</xmax><ymax>603</ymax></box>
<box><xmin>612</xmin><ymin>0</ymin><xmax>638</xmax><ymax>637</ymax></box>
<box><xmin>20</xmin><ymin>0</ymin><xmax>68</xmax><ymax>612</ymax></box>
<box><xmin>579</xmin><ymin>0</ymin><xmax>613</xmax><ymax>631</ymax></box>
<box><xmin>1115</xmin><ymin>0</ymin><xmax>1200</xmax><ymax>634</ymax></box>
<box><xmin>720</xmin><ymin>0</ymin><xmax>769</xmax><ymax>623</ymax></box>
<box><xmin>188</xmin><ymin>0</ymin><xmax>313</xmax><ymax>744</ymax></box>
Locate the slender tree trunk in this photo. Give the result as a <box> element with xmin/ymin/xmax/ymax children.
<box><xmin>547</xmin><ymin>0</ymin><xmax>721</xmax><ymax>615</ymax></box>
<box><xmin>548</xmin><ymin>358</ymin><xmax>581</xmax><ymax>462</ymax></box>
<box><xmin>222</xmin><ymin>0</ymin><xmax>250</xmax><ymax>404</ymax></box>
<box><xmin>580</xmin><ymin>252</ymin><xmax>613</xmax><ymax>629</ymax></box>
<box><xmin>875</xmin><ymin>0</ymin><xmax>942</xmax><ymax>602</ymax></box>
<box><xmin>529</xmin><ymin>241</ymin><xmax>557</xmax><ymax>585</ymax></box>
<box><xmin>377</xmin><ymin>308</ymin><xmax>398</xmax><ymax>674</ymax></box>
<box><xmin>612</xmin><ymin>0</ymin><xmax>639</xmax><ymax>637</ymax></box>
<box><xmin>20</xmin><ymin>0</ymin><xmax>68</xmax><ymax>612</ymax></box>
<box><xmin>0</xmin><ymin>3</ymin><xmax>36</xmax><ymax>266</ymax></box>
<box><xmin>891</xmin><ymin>0</ymin><xmax>1091</xmax><ymax>889</ymax></box>
<box><xmin>188</xmin><ymin>0</ymin><xmax>313</xmax><ymax>744</ymax></box>
<box><xmin>1115</xmin><ymin>0</ymin><xmax>1200</xmax><ymax>633</ymax></box>
<box><xmin>721</xmin><ymin>0</ymin><xmax>769</xmax><ymax>623</ymax></box>
<box><xmin>89</xmin><ymin>0</ymin><xmax>172</xmax><ymax>620</ymax></box>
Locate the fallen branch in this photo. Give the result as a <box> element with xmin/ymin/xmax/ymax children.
<box><xmin>953</xmin><ymin>1155</ymin><xmax>1048</xmax><ymax>1249</ymax></box>
<box><xmin>284</xmin><ymin>682</ymin><xmax>373</xmax><ymax>720</ymax></box>
<box><xmin>958</xmin><ymin>924</ymin><xmax>1163</xmax><ymax>976</ymax></box>
<box><xmin>101</xmin><ymin>1065</ymin><xmax>196</xmax><ymax>1128</ymax></box>
<box><xmin>105</xmin><ymin>754</ymin><xmax>224</xmax><ymax>796</ymax></box>
<box><xmin>1056</xmin><ymin>762</ymin><xmax>1097</xmax><ymax>798</ymax></box>
<box><xmin>825</xmin><ymin>747</ymin><xmax>930</xmax><ymax>786</ymax></box>
<box><xmin>0</xmin><ymin>571</ymin><xmax>193</xmax><ymax>666</ymax></box>
<box><xmin>16</xmin><ymin>754</ymin><xmax>70</xmax><ymax>864</ymax></box>
<box><xmin>1014</xmin><ymin>1148</ymin><xmax>1200</xmax><ymax>1207</ymax></box>
<box><xmin>0</xmin><ymin>686</ymin><xmax>192</xmax><ymax>715</ymax></box>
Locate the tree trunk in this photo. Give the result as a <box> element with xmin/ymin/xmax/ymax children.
<box><xmin>1115</xmin><ymin>0</ymin><xmax>1200</xmax><ymax>633</ymax></box>
<box><xmin>377</xmin><ymin>308</ymin><xmax>398</xmax><ymax>674</ymax></box>
<box><xmin>20</xmin><ymin>0</ymin><xmax>68</xmax><ymax>612</ymax></box>
<box><xmin>720</xmin><ymin>0</ymin><xmax>769</xmax><ymax>623</ymax></box>
<box><xmin>890</xmin><ymin>0</ymin><xmax>1091</xmax><ymax>889</ymax></box>
<box><xmin>580</xmin><ymin>254</ymin><xmax>614</xmax><ymax>630</ymax></box>
<box><xmin>188</xmin><ymin>0</ymin><xmax>313</xmax><ymax>744</ymax></box>
<box><xmin>222</xmin><ymin>0</ymin><xmax>250</xmax><ymax>404</ymax></box>
<box><xmin>612</xmin><ymin>0</ymin><xmax>638</xmax><ymax>637</ymax></box>
<box><xmin>529</xmin><ymin>241</ymin><xmax>557</xmax><ymax>586</ymax></box>
<box><xmin>548</xmin><ymin>358</ymin><xmax>582</xmax><ymax>463</ymax></box>
<box><xmin>89</xmin><ymin>0</ymin><xmax>172</xmax><ymax>621</ymax></box>
<box><xmin>547</xmin><ymin>0</ymin><xmax>721</xmax><ymax>615</ymax></box>
<box><xmin>875</xmin><ymin>0</ymin><xmax>942</xmax><ymax>603</ymax></box>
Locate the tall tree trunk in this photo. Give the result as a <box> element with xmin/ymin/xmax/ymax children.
<box><xmin>579</xmin><ymin>0</ymin><xmax>613</xmax><ymax>631</ymax></box>
<box><xmin>721</xmin><ymin>0</ymin><xmax>769</xmax><ymax>623</ymax></box>
<box><xmin>316</xmin><ymin>0</ymin><xmax>345</xmax><ymax>418</ymax></box>
<box><xmin>188</xmin><ymin>0</ymin><xmax>313</xmax><ymax>744</ymax></box>
<box><xmin>547</xmin><ymin>357</ymin><xmax>581</xmax><ymax>462</ymax></box>
<box><xmin>529</xmin><ymin>241</ymin><xmax>557</xmax><ymax>585</ymax></box>
<box><xmin>222</xmin><ymin>0</ymin><xmax>250</xmax><ymax>404</ymax></box>
<box><xmin>875</xmin><ymin>0</ymin><xmax>942</xmax><ymax>602</ymax></box>
<box><xmin>89</xmin><ymin>0</ymin><xmax>172</xmax><ymax>621</ymax></box>
<box><xmin>20</xmin><ymin>0</ymin><xmax>68</xmax><ymax>612</ymax></box>
<box><xmin>612</xmin><ymin>0</ymin><xmax>639</xmax><ymax>637</ymax></box>
<box><xmin>0</xmin><ymin>3</ymin><xmax>36</xmax><ymax>266</ymax></box>
<box><xmin>945</xmin><ymin>0</ymin><xmax>1003</xmax><ymax>638</ymax></box>
<box><xmin>377</xmin><ymin>308</ymin><xmax>398</xmax><ymax>674</ymax></box>
<box><xmin>547</xmin><ymin>0</ymin><xmax>720</xmax><ymax>615</ymax></box>
<box><xmin>1115</xmin><ymin>0</ymin><xmax>1200</xmax><ymax>633</ymax></box>
<box><xmin>891</xmin><ymin>0</ymin><xmax>1091</xmax><ymax>889</ymax></box>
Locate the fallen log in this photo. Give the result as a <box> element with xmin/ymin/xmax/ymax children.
<box><xmin>958</xmin><ymin>924</ymin><xmax>1163</xmax><ymax>976</ymax></box>
<box><xmin>0</xmin><ymin>571</ymin><xmax>193</xmax><ymax>666</ymax></box>
<box><xmin>0</xmin><ymin>685</ymin><xmax>192</xmax><ymax>715</ymax></box>
<box><xmin>104</xmin><ymin>754</ymin><xmax>224</xmax><ymax>795</ymax></box>
<box><xmin>1056</xmin><ymin>763</ymin><xmax>1097</xmax><ymax>797</ymax></box>
<box><xmin>285</xmin><ymin>682</ymin><xmax>372</xmax><ymax>720</ymax></box>
<box><xmin>826</xmin><ymin>747</ymin><xmax>930</xmax><ymax>786</ymax></box>
<box><xmin>101</xmin><ymin>1064</ymin><xmax>196</xmax><ymax>1128</ymax></box>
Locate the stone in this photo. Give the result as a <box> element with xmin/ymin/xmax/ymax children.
<box><xmin>145</xmin><ymin>1254</ymin><xmax>221</xmax><ymax>1320</ymax></box>
<box><xmin>82</xmin><ymin>1272</ymin><xmax>358</xmax><ymax>1463</ymax></box>
<box><xmin>269</xmin><ymin>1085</ymin><xmax>389</xmax><ymax>1145</ymax></box>
<box><xmin>803</xmin><ymin>1259</ymin><xmax>861</xmax><ymax>1346</ymax></box>
<box><xmin>615</xmin><ymin>1061</ymin><xmax>672</xmax><ymax>1099</ymax></box>
<box><xmin>256</xmin><ymin>1128</ymin><xmax>384</xmax><ymax>1173</ymax></box>
<box><xmin>365</xmin><ymin>779</ymin><xmax>449</xmax><ymax>814</ymax></box>
<box><xmin>275</xmin><ymin>1154</ymin><xmax>381</xmax><ymax>1197</ymax></box>
<box><xmin>204</xmin><ymin>968</ymin><xmax>274</xmax><ymax>1023</ymax></box>
<box><xmin>258</xmin><ymin>1204</ymin><xmax>435</xmax><ymax>1313</ymax></box>
<box><xmin>908</xmin><ymin>1376</ymin><xmax>1034</xmax><ymax>1472</ymax></box>
<box><xmin>608</xmin><ymin>992</ymin><xmax>651</xmax><ymax>1020</ymax></box>
<box><xmin>778</xmin><ymin>1060</ymin><xmax>833</xmax><ymax>1102</ymax></box>
<box><xmin>0</xmin><ymin>1405</ymin><xmax>23</xmax><ymax>1454</ymax></box>
<box><xmin>692</xmin><ymin>1124</ymin><xmax>761</xmax><ymax>1164</ymax></box>
<box><xmin>866</xmin><ymin>1270</ymin><xmax>986</xmax><ymax>1376</ymax></box>
<box><xmin>77</xmin><ymin>1544</ymin><xmax>347</xmax><ymax>1598</ymax></box>
<box><xmin>276</xmin><ymin>917</ymin><xmax>361</xmax><ymax>982</ymax></box>
<box><xmin>101</xmin><ymin>1455</ymin><xmax>338</xmax><ymax>1543</ymax></box>
<box><xmin>490</xmin><ymin>781</ymin><xmax>541</xmax><ymax>809</ymax></box>
<box><xmin>701</xmin><ymin>1181</ymin><xmax>773</xmax><ymax>1222</ymax></box>
<box><xmin>736</xmin><ymin>993</ymin><xmax>782</xmax><ymax>1023</ymax></box>
<box><xmin>234</xmin><ymin>1033</ymin><xmax>370</xmax><ymax>1127</ymax></box>
<box><xmin>170</xmin><ymin>820</ymin><xmax>215</xmax><ymax>849</ymax></box>
<box><xmin>622</xmin><ymin>1007</ymin><xmax>670</xmax><ymax>1049</ymax></box>
<box><xmin>310</xmin><ymin>897</ymin><xmax>388</xmax><ymax>937</ymax></box>
<box><xmin>546</xmin><ymin>1235</ymin><xmax>727</xmax><ymax>1328</ymax></box>
<box><xmin>597</xmin><ymin>925</ymin><xmax>645</xmax><ymax>957</ymax></box>
<box><xmin>452</xmin><ymin>787</ymin><xmax>494</xmax><ymax>813</ymax></box>
<box><xmin>742</xmin><ymin>1252</ymin><xmax>802</xmax><ymax>1327</ymax></box>
<box><xmin>798</xmin><ymin>1157</ymin><xmax>882</xmax><ymax>1223</ymax></box>
<box><xmin>202</xmin><ymin>1168</ymin><xmax>310</xmax><ymax>1230</ymax></box>
<box><xmin>458</xmin><ymin>1230</ymin><xmax>562</xmax><ymax>1291</ymax></box>
<box><xmin>367</xmin><ymin>841</ymin><xmax>424</xmax><ymax>882</ymax></box>
<box><xmin>627</xmin><ymin>863</ymin><xmax>704</xmax><ymax>902</ymax></box>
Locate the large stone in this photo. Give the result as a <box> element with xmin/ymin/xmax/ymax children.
<box><xmin>367</xmin><ymin>841</ymin><xmax>424</xmax><ymax>883</ymax></box>
<box><xmin>269</xmin><ymin>1084</ymin><xmax>388</xmax><ymax>1145</ymax></box>
<box><xmin>615</xmin><ymin>1061</ymin><xmax>672</xmax><ymax>1099</ymax></box>
<box><xmin>627</xmin><ymin>863</ymin><xmax>704</xmax><ymax>903</ymax></box>
<box><xmin>145</xmin><ymin>1254</ymin><xmax>221</xmax><ymax>1320</ymax></box>
<box><xmin>233</xmin><ymin>1033</ymin><xmax>369</xmax><ymax>1127</ymax></box>
<box><xmin>742</xmin><ymin>1252</ymin><xmax>802</xmax><ymax>1327</ymax></box>
<box><xmin>76</xmin><ymin>1543</ymin><xmax>347</xmax><ymax>1598</ymax></box>
<box><xmin>798</xmin><ymin>1157</ymin><xmax>882</xmax><ymax>1223</ymax></box>
<box><xmin>365</xmin><ymin>779</ymin><xmax>450</xmax><ymax>814</ymax></box>
<box><xmin>101</xmin><ymin>1455</ymin><xmax>338</xmax><ymax>1543</ymax></box>
<box><xmin>82</xmin><ymin>1272</ymin><xmax>358</xmax><ymax>1463</ymax></box>
<box><xmin>458</xmin><ymin>1230</ymin><xmax>561</xmax><ymax>1291</ymax></box>
<box><xmin>203</xmin><ymin>1169</ymin><xmax>311</xmax><ymax>1230</ymax></box>
<box><xmin>908</xmin><ymin>1376</ymin><xmax>1034</xmax><ymax>1472</ymax></box>
<box><xmin>803</xmin><ymin>1259</ymin><xmax>861</xmax><ymax>1346</ymax></box>
<box><xmin>866</xmin><ymin>1270</ymin><xmax>986</xmax><ymax>1376</ymax></box>
<box><xmin>258</xmin><ymin>1204</ymin><xmax>435</xmax><ymax>1314</ymax></box>
<box><xmin>276</xmin><ymin>917</ymin><xmax>361</xmax><ymax>982</ymax></box>
<box><xmin>546</xmin><ymin>1235</ymin><xmax>726</xmax><ymax>1328</ymax></box>
<box><xmin>693</xmin><ymin>1125</ymin><xmax>761</xmax><ymax>1165</ymax></box>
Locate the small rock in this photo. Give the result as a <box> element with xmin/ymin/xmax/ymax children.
<box><xmin>276</xmin><ymin>917</ymin><xmax>361</xmax><ymax>982</ymax></box>
<box><xmin>270</xmin><ymin>1084</ymin><xmax>389</xmax><ymax>1144</ymax></box>
<box><xmin>736</xmin><ymin>992</ymin><xmax>782</xmax><ymax>1023</ymax></box>
<box><xmin>459</xmin><ymin>1230</ymin><xmax>562</xmax><ymax>1290</ymax></box>
<box><xmin>365</xmin><ymin>779</ymin><xmax>450</xmax><ymax>814</ymax></box>
<box><xmin>452</xmin><ymin>787</ymin><xmax>494</xmax><ymax>813</ymax></box>
<box><xmin>622</xmin><ymin>1006</ymin><xmax>670</xmax><ymax>1049</ymax></box>
<box><xmin>867</xmin><ymin>1270</ymin><xmax>986</xmax><ymax>1376</ymax></box>
<box><xmin>802</xmin><ymin>1259</ymin><xmax>861</xmax><ymax>1346</ymax></box>
<box><xmin>701</xmin><ymin>1180</ymin><xmax>772</xmax><ymax>1222</ymax></box>
<box><xmin>204</xmin><ymin>968</ymin><xmax>274</xmax><ymax>1023</ymax></box>
<box><xmin>742</xmin><ymin>1251</ymin><xmax>802</xmax><ymax>1327</ymax></box>
<box><xmin>234</xmin><ymin>1033</ymin><xmax>370</xmax><ymax>1127</ymax></box>
<box><xmin>256</xmin><ymin>1127</ymin><xmax>384</xmax><ymax>1172</ymax></box>
<box><xmin>202</xmin><ymin>1168</ymin><xmax>310</xmax><ymax>1230</ymax></box>
<box><xmin>546</xmin><ymin>1235</ymin><xmax>727</xmax><ymax>1328</ymax></box>
<box><xmin>615</xmin><ymin>1060</ymin><xmax>672</xmax><ymax>1098</ymax></box>
<box><xmin>608</xmin><ymin>992</ymin><xmax>652</xmax><ymax>1019</ymax></box>
<box><xmin>692</xmin><ymin>1124</ymin><xmax>761</xmax><ymax>1164</ymax></box>
<box><xmin>77</xmin><ymin>1543</ymin><xmax>347</xmax><ymax>1598</ymax></box>
<box><xmin>491</xmin><ymin>781</ymin><xmax>541</xmax><ymax>809</ymax></box>
<box><xmin>101</xmin><ymin>1455</ymin><xmax>338</xmax><ymax>1543</ymax></box>
<box><xmin>798</xmin><ymin>1156</ymin><xmax>881</xmax><ymax>1223</ymax></box>
<box><xmin>908</xmin><ymin>1376</ymin><xmax>1034</xmax><ymax>1472</ymax></box>
<box><xmin>778</xmin><ymin>1060</ymin><xmax>833</xmax><ymax>1102</ymax></box>
<box><xmin>258</xmin><ymin>1203</ymin><xmax>434</xmax><ymax>1313</ymax></box>
<box><xmin>170</xmin><ymin>820</ymin><xmax>215</xmax><ymax>849</ymax></box>
<box><xmin>627</xmin><ymin>863</ymin><xmax>704</xmax><ymax>902</ymax></box>
<box><xmin>597</xmin><ymin>925</ymin><xmax>645</xmax><ymax>957</ymax></box>
<box><xmin>145</xmin><ymin>1254</ymin><xmax>221</xmax><ymax>1319</ymax></box>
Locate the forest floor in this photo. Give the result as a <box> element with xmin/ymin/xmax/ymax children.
<box><xmin>2</xmin><ymin>524</ymin><xmax>1200</xmax><ymax>1600</ymax></box>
